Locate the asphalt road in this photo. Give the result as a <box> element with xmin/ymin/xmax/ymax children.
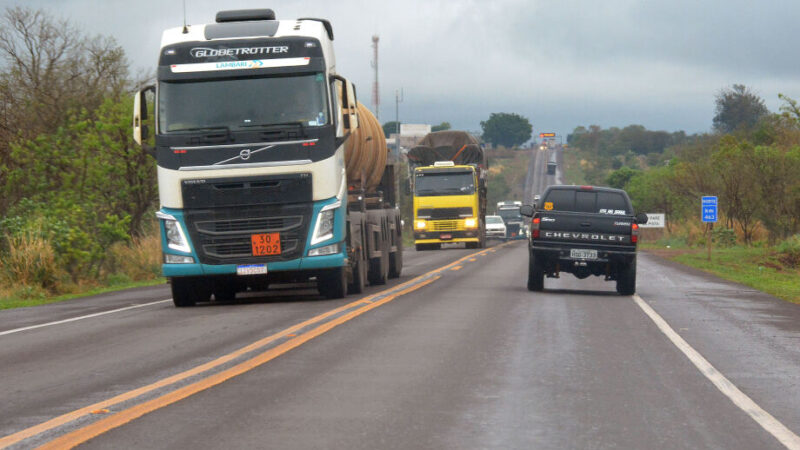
<box><xmin>1</xmin><ymin>149</ymin><xmax>799</xmax><ymax>448</ymax></box>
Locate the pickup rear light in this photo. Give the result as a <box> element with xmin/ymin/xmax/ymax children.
<box><xmin>631</xmin><ymin>223</ymin><xmax>639</xmax><ymax>244</ymax></box>
<box><xmin>580</xmin><ymin>185</ymin><xmax>593</xmax><ymax>190</ymax></box>
<box><xmin>532</xmin><ymin>217</ymin><xmax>540</xmax><ymax>238</ymax></box>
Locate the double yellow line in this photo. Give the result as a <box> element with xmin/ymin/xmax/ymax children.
<box><xmin>1</xmin><ymin>244</ymin><xmax>504</xmax><ymax>449</ymax></box>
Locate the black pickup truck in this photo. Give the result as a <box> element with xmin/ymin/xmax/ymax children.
<box><xmin>520</xmin><ymin>185</ymin><xmax>648</xmax><ymax>295</ymax></box>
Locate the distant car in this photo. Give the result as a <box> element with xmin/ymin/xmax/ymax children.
<box><xmin>485</xmin><ymin>215</ymin><xmax>507</xmax><ymax>239</ymax></box>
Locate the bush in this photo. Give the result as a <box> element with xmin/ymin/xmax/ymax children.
<box><xmin>712</xmin><ymin>228</ymin><xmax>737</xmax><ymax>248</ymax></box>
<box><xmin>776</xmin><ymin>235</ymin><xmax>800</xmax><ymax>268</ymax></box>
<box><xmin>0</xmin><ymin>227</ymin><xmax>65</xmax><ymax>292</ymax></box>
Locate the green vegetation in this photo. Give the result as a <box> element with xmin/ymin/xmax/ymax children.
<box><xmin>481</xmin><ymin>113</ymin><xmax>533</xmax><ymax>148</ymax></box>
<box><xmin>486</xmin><ymin>148</ymin><xmax>531</xmax><ymax>209</ymax></box>
<box><xmin>644</xmin><ymin>238</ymin><xmax>800</xmax><ymax>304</ymax></box>
<box><xmin>0</xmin><ymin>7</ymin><xmax>161</xmax><ymax>308</ymax></box>
<box><xmin>565</xmin><ymin>84</ymin><xmax>800</xmax><ymax>303</ymax></box>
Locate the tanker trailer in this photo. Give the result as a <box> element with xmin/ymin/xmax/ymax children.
<box><xmin>132</xmin><ymin>9</ymin><xmax>402</xmax><ymax>306</ymax></box>
<box><xmin>406</xmin><ymin>131</ymin><xmax>487</xmax><ymax>250</ymax></box>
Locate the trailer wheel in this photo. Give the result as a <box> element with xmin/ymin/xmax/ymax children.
<box><xmin>527</xmin><ymin>253</ymin><xmax>545</xmax><ymax>292</ymax></box>
<box><xmin>171</xmin><ymin>277</ymin><xmax>210</xmax><ymax>307</ymax></box>
<box><xmin>348</xmin><ymin>249</ymin><xmax>366</xmax><ymax>294</ymax></box>
<box><xmin>368</xmin><ymin>239</ymin><xmax>389</xmax><ymax>285</ymax></box>
<box><xmin>389</xmin><ymin>241</ymin><xmax>403</xmax><ymax>279</ymax></box>
<box><xmin>319</xmin><ymin>267</ymin><xmax>347</xmax><ymax>299</ymax></box>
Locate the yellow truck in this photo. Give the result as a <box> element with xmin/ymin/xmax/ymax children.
<box><xmin>407</xmin><ymin>131</ymin><xmax>487</xmax><ymax>250</ymax></box>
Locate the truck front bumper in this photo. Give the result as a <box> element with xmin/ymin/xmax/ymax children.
<box><xmin>159</xmin><ymin>196</ymin><xmax>347</xmax><ymax>278</ymax></box>
<box><xmin>414</xmin><ymin>229</ymin><xmax>480</xmax><ymax>244</ymax></box>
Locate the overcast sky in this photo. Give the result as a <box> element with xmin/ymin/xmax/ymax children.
<box><xmin>5</xmin><ymin>0</ymin><xmax>800</xmax><ymax>137</ymax></box>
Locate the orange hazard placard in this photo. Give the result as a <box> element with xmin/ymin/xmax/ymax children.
<box><xmin>251</xmin><ymin>233</ymin><xmax>281</xmax><ymax>256</ymax></box>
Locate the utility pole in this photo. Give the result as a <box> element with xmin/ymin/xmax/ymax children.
<box><xmin>371</xmin><ymin>35</ymin><xmax>380</xmax><ymax>121</ymax></box>
<box><xmin>395</xmin><ymin>88</ymin><xmax>404</xmax><ymax>157</ymax></box>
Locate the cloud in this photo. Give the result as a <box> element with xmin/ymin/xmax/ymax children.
<box><xmin>6</xmin><ymin>0</ymin><xmax>800</xmax><ymax>135</ymax></box>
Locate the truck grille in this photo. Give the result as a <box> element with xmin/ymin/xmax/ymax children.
<box><xmin>184</xmin><ymin>204</ymin><xmax>311</xmax><ymax>264</ymax></box>
<box><xmin>417</xmin><ymin>207</ymin><xmax>472</xmax><ymax>220</ymax></box>
<box><xmin>430</xmin><ymin>220</ymin><xmax>463</xmax><ymax>231</ymax></box>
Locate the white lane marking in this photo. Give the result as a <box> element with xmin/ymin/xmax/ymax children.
<box><xmin>0</xmin><ymin>299</ymin><xmax>172</xmax><ymax>337</ymax></box>
<box><xmin>633</xmin><ymin>294</ymin><xmax>800</xmax><ymax>449</ymax></box>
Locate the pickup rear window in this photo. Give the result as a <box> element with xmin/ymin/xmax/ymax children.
<box><xmin>542</xmin><ymin>189</ymin><xmax>631</xmax><ymax>215</ymax></box>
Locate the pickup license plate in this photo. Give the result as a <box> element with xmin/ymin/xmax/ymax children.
<box><xmin>237</xmin><ymin>264</ymin><xmax>267</xmax><ymax>276</ymax></box>
<box><xmin>440</xmin><ymin>233</ymin><xmax>452</xmax><ymax>240</ymax></box>
<box><xmin>570</xmin><ymin>249</ymin><xmax>598</xmax><ymax>260</ymax></box>
<box><xmin>251</xmin><ymin>233</ymin><xmax>281</xmax><ymax>256</ymax></box>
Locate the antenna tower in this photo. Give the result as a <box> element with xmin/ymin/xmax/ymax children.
<box><xmin>371</xmin><ymin>35</ymin><xmax>380</xmax><ymax>120</ymax></box>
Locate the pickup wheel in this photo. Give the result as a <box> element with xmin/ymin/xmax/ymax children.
<box><xmin>171</xmin><ymin>277</ymin><xmax>210</xmax><ymax>307</ymax></box>
<box><xmin>616</xmin><ymin>259</ymin><xmax>637</xmax><ymax>295</ymax></box>
<box><xmin>319</xmin><ymin>267</ymin><xmax>348</xmax><ymax>299</ymax></box>
<box><xmin>527</xmin><ymin>253</ymin><xmax>545</xmax><ymax>291</ymax></box>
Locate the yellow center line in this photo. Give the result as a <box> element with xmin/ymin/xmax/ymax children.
<box><xmin>37</xmin><ymin>276</ymin><xmax>443</xmax><ymax>450</ymax></box>
<box><xmin>4</xmin><ymin>246</ymin><xmax>498</xmax><ymax>449</ymax></box>
<box><xmin>451</xmin><ymin>265</ymin><xmax>463</xmax><ymax>271</ymax></box>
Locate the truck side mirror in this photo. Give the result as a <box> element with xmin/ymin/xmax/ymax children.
<box><xmin>635</xmin><ymin>213</ymin><xmax>648</xmax><ymax>224</ymax></box>
<box><xmin>133</xmin><ymin>85</ymin><xmax>155</xmax><ymax>145</ymax></box>
<box><xmin>520</xmin><ymin>205</ymin><xmax>534</xmax><ymax>217</ymax></box>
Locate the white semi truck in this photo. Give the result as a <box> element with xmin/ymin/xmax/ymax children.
<box><xmin>133</xmin><ymin>9</ymin><xmax>402</xmax><ymax>306</ymax></box>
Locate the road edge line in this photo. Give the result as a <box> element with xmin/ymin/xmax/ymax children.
<box><xmin>632</xmin><ymin>294</ymin><xmax>800</xmax><ymax>450</ymax></box>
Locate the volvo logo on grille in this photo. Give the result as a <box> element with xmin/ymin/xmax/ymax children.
<box><xmin>239</xmin><ymin>149</ymin><xmax>251</xmax><ymax>160</ymax></box>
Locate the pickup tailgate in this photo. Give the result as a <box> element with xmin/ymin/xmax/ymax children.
<box><xmin>535</xmin><ymin>211</ymin><xmax>635</xmax><ymax>251</ymax></box>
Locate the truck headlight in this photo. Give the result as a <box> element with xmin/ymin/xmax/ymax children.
<box><xmin>311</xmin><ymin>201</ymin><xmax>339</xmax><ymax>245</ymax></box>
<box><xmin>414</xmin><ymin>220</ymin><xmax>427</xmax><ymax>230</ymax></box>
<box><xmin>308</xmin><ymin>242</ymin><xmax>340</xmax><ymax>257</ymax></box>
<box><xmin>464</xmin><ymin>218</ymin><xmax>478</xmax><ymax>228</ymax></box>
<box><xmin>165</xmin><ymin>254</ymin><xmax>195</xmax><ymax>264</ymax></box>
<box><xmin>156</xmin><ymin>212</ymin><xmax>191</xmax><ymax>253</ymax></box>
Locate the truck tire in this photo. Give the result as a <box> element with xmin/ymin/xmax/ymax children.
<box><xmin>616</xmin><ymin>259</ymin><xmax>637</xmax><ymax>295</ymax></box>
<box><xmin>171</xmin><ymin>277</ymin><xmax>210</xmax><ymax>307</ymax></box>
<box><xmin>389</xmin><ymin>242</ymin><xmax>403</xmax><ymax>279</ymax></box>
<box><xmin>368</xmin><ymin>238</ymin><xmax>389</xmax><ymax>285</ymax></box>
<box><xmin>527</xmin><ymin>253</ymin><xmax>545</xmax><ymax>291</ymax></box>
<box><xmin>415</xmin><ymin>243</ymin><xmax>434</xmax><ymax>251</ymax></box>
<box><xmin>319</xmin><ymin>267</ymin><xmax>347</xmax><ymax>299</ymax></box>
<box><xmin>348</xmin><ymin>249</ymin><xmax>366</xmax><ymax>294</ymax></box>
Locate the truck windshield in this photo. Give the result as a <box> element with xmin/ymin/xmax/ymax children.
<box><xmin>414</xmin><ymin>171</ymin><xmax>475</xmax><ymax>196</ymax></box>
<box><xmin>498</xmin><ymin>209</ymin><xmax>522</xmax><ymax>222</ymax></box>
<box><xmin>158</xmin><ymin>73</ymin><xmax>329</xmax><ymax>133</ymax></box>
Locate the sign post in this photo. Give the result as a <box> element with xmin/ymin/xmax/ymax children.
<box><xmin>701</xmin><ymin>196</ymin><xmax>718</xmax><ymax>261</ymax></box>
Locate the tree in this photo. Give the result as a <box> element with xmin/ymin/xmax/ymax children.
<box><xmin>480</xmin><ymin>112</ymin><xmax>532</xmax><ymax>148</ymax></box>
<box><xmin>713</xmin><ymin>84</ymin><xmax>769</xmax><ymax>134</ymax></box>
<box><xmin>431</xmin><ymin>121</ymin><xmax>451</xmax><ymax>132</ymax></box>
<box><xmin>382</xmin><ymin>121</ymin><xmax>400</xmax><ymax>137</ymax></box>
<box><xmin>605</xmin><ymin>166</ymin><xmax>640</xmax><ymax>189</ymax></box>
<box><xmin>0</xmin><ymin>6</ymin><xmax>132</xmax><ymax>215</ymax></box>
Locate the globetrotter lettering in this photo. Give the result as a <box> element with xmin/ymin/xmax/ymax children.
<box><xmin>543</xmin><ymin>231</ymin><xmax>627</xmax><ymax>242</ymax></box>
<box><xmin>190</xmin><ymin>46</ymin><xmax>289</xmax><ymax>58</ymax></box>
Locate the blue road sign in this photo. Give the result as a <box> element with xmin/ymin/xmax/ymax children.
<box><xmin>701</xmin><ymin>196</ymin><xmax>718</xmax><ymax>223</ymax></box>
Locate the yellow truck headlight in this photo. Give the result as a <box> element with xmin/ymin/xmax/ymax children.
<box><xmin>464</xmin><ymin>218</ymin><xmax>477</xmax><ymax>228</ymax></box>
<box><xmin>414</xmin><ymin>220</ymin><xmax>427</xmax><ymax>230</ymax></box>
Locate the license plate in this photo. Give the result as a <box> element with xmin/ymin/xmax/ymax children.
<box><xmin>440</xmin><ymin>233</ymin><xmax>452</xmax><ymax>240</ymax></box>
<box><xmin>251</xmin><ymin>233</ymin><xmax>281</xmax><ymax>256</ymax></box>
<box><xmin>237</xmin><ymin>264</ymin><xmax>268</xmax><ymax>276</ymax></box>
<box><xmin>570</xmin><ymin>249</ymin><xmax>598</xmax><ymax>260</ymax></box>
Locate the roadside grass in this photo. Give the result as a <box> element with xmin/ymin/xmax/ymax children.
<box><xmin>0</xmin><ymin>231</ymin><xmax>164</xmax><ymax>310</ymax></box>
<box><xmin>643</xmin><ymin>243</ymin><xmax>800</xmax><ymax>304</ymax></box>
<box><xmin>0</xmin><ymin>277</ymin><xmax>167</xmax><ymax>310</ymax></box>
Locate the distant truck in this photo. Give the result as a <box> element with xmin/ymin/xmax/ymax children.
<box><xmin>497</xmin><ymin>201</ymin><xmax>526</xmax><ymax>240</ymax></box>
<box><xmin>407</xmin><ymin>131</ymin><xmax>488</xmax><ymax>250</ymax></box>
<box><xmin>547</xmin><ymin>161</ymin><xmax>557</xmax><ymax>175</ymax></box>
<box><xmin>520</xmin><ymin>185</ymin><xmax>648</xmax><ymax>294</ymax></box>
<box><xmin>132</xmin><ymin>9</ymin><xmax>402</xmax><ymax>306</ymax></box>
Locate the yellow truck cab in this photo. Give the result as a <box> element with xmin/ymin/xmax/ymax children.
<box><xmin>412</xmin><ymin>161</ymin><xmax>483</xmax><ymax>250</ymax></box>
